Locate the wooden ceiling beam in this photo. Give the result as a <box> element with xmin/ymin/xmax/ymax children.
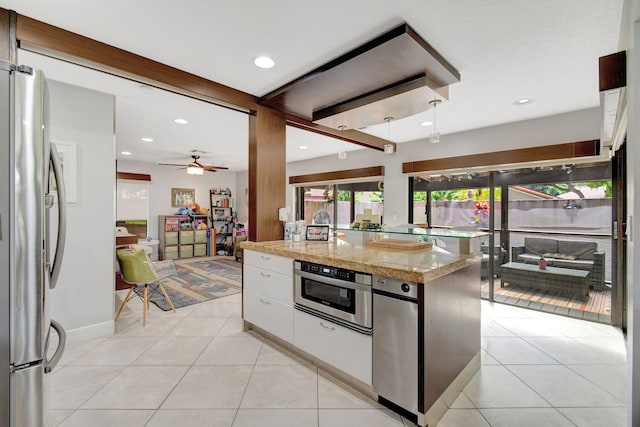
<box><xmin>15</xmin><ymin>14</ymin><xmax>257</xmax><ymax>112</ymax></box>
<box><xmin>403</xmin><ymin>140</ymin><xmax>600</xmax><ymax>174</ymax></box>
<box><xmin>289</xmin><ymin>166</ymin><xmax>384</xmax><ymax>185</ymax></box>
<box><xmin>286</xmin><ymin>115</ymin><xmax>394</xmax><ymax>152</ymax></box>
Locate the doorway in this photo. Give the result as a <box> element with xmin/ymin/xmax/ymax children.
<box><xmin>410</xmin><ymin>161</ymin><xmax>617</xmax><ymax>323</ymax></box>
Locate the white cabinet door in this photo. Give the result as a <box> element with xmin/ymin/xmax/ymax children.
<box><xmin>243</xmin><ymin>264</ymin><xmax>293</xmax><ymax>305</ymax></box>
<box><xmin>294</xmin><ymin>310</ymin><xmax>372</xmax><ymax>385</ymax></box>
<box><xmin>244</xmin><ymin>250</ymin><xmax>293</xmax><ymax>275</ymax></box>
<box><xmin>244</xmin><ymin>289</ymin><xmax>293</xmax><ymax>343</ymax></box>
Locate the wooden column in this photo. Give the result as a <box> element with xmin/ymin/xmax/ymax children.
<box><xmin>249</xmin><ymin>106</ymin><xmax>286</xmax><ymax>242</ymax></box>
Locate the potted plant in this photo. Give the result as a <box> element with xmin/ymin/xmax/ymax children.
<box><xmin>538</xmin><ymin>254</ymin><xmax>547</xmax><ymax>270</ymax></box>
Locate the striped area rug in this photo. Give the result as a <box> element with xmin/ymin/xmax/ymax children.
<box><xmin>137</xmin><ymin>256</ymin><xmax>242</xmax><ymax>311</ymax></box>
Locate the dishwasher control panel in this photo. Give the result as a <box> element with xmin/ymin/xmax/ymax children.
<box><xmin>372</xmin><ymin>275</ymin><xmax>419</xmax><ymax>299</ymax></box>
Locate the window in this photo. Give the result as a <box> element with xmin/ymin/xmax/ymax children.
<box><xmin>116</xmin><ymin>178</ymin><xmax>150</xmax><ymax>238</ymax></box>
<box><xmin>296</xmin><ymin>181</ymin><xmax>384</xmax><ymax>225</ymax></box>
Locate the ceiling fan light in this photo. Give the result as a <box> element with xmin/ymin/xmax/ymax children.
<box><xmin>187</xmin><ymin>163</ymin><xmax>204</xmax><ymax>175</ymax></box>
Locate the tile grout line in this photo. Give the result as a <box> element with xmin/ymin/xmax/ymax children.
<box><xmin>139</xmin><ymin>302</ymin><xmax>232</xmax><ymax>425</ymax></box>
<box><xmin>229</xmin><ymin>337</ymin><xmax>264</xmax><ymax>425</ymax></box>
<box><xmin>483</xmin><ymin>317</ymin><xmax>568</xmax><ymax>413</ymax></box>
<box><xmin>478</xmin><ymin>308</ymin><xmax>584</xmax><ymax>427</ymax></box>
<box><xmin>497</xmin><ymin>314</ymin><xmax>622</xmax><ymax>416</ymax></box>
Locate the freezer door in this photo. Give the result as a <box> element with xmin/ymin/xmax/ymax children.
<box><xmin>11</xmin><ymin>364</ymin><xmax>44</xmax><ymax>427</ymax></box>
<box><xmin>11</xmin><ymin>69</ymin><xmax>47</xmax><ymax>367</ymax></box>
<box><xmin>0</xmin><ymin>68</ymin><xmax>12</xmax><ymax>427</ymax></box>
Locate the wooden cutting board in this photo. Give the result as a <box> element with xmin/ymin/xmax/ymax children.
<box><xmin>365</xmin><ymin>239</ymin><xmax>433</xmax><ymax>251</ymax></box>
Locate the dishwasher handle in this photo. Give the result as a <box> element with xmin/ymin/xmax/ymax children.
<box><xmin>373</xmin><ymin>288</ymin><xmax>418</xmax><ymax>303</ymax></box>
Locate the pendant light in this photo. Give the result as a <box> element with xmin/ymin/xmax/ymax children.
<box><xmin>338</xmin><ymin>125</ymin><xmax>348</xmax><ymax>160</ymax></box>
<box><xmin>384</xmin><ymin>116</ymin><xmax>395</xmax><ymax>154</ymax></box>
<box><xmin>429</xmin><ymin>99</ymin><xmax>441</xmax><ymax>144</ymax></box>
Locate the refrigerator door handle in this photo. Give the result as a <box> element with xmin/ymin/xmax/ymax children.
<box><xmin>44</xmin><ymin>319</ymin><xmax>66</xmax><ymax>374</ymax></box>
<box><xmin>48</xmin><ymin>142</ymin><xmax>67</xmax><ymax>289</ymax></box>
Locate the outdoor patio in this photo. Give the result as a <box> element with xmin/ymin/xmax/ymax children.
<box><xmin>480</xmin><ymin>279</ymin><xmax>611</xmax><ymax>323</ymax></box>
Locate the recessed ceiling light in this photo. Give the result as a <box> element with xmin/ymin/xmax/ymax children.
<box><xmin>121</xmin><ymin>151</ymin><xmax>132</xmax><ymax>156</ymax></box>
<box><xmin>514</xmin><ymin>98</ymin><xmax>534</xmax><ymax>105</ymax></box>
<box><xmin>254</xmin><ymin>56</ymin><xmax>275</xmax><ymax>69</ymax></box>
<box><xmin>174</xmin><ymin>118</ymin><xmax>189</xmax><ymax>124</ymax></box>
<box><xmin>420</xmin><ymin>121</ymin><xmax>433</xmax><ymax>127</ymax></box>
<box><xmin>298</xmin><ymin>145</ymin><xmax>308</xmax><ymax>150</ymax></box>
<box><xmin>141</xmin><ymin>137</ymin><xmax>154</xmax><ymax>142</ymax></box>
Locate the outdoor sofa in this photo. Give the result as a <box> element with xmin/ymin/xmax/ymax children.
<box><xmin>511</xmin><ymin>237</ymin><xmax>606</xmax><ymax>290</ymax></box>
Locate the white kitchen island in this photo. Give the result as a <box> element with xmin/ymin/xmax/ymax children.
<box><xmin>240</xmin><ymin>230</ymin><xmax>483</xmax><ymax>427</ymax></box>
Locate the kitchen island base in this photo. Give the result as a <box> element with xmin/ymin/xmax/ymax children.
<box><xmin>245</xmin><ymin>320</ymin><xmax>480</xmax><ymax>427</ymax></box>
<box><xmin>240</xmin><ymin>242</ymin><xmax>482</xmax><ymax>427</ymax></box>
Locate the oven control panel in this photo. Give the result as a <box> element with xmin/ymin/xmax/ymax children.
<box><xmin>300</xmin><ymin>262</ymin><xmax>356</xmax><ymax>282</ymax></box>
<box><xmin>298</xmin><ymin>261</ymin><xmax>373</xmax><ymax>285</ymax></box>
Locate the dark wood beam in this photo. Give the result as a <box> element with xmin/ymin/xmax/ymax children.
<box><xmin>402</xmin><ymin>140</ymin><xmax>600</xmax><ymax>174</ymax></box>
<box><xmin>15</xmin><ymin>14</ymin><xmax>257</xmax><ymax>111</ymax></box>
<box><xmin>286</xmin><ymin>115</ymin><xmax>394</xmax><ymax>152</ymax></box>
<box><xmin>249</xmin><ymin>106</ymin><xmax>286</xmax><ymax>242</ymax></box>
<box><xmin>289</xmin><ymin>166</ymin><xmax>384</xmax><ymax>185</ymax></box>
<box><xmin>599</xmin><ymin>51</ymin><xmax>626</xmax><ymax>91</ymax></box>
<box><xmin>260</xmin><ymin>22</ymin><xmax>459</xmax><ymax>129</ymax></box>
<box><xmin>116</xmin><ymin>172</ymin><xmax>151</xmax><ymax>181</ymax></box>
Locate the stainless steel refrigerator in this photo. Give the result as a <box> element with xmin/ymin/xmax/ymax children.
<box><xmin>0</xmin><ymin>65</ymin><xmax>67</xmax><ymax>426</ymax></box>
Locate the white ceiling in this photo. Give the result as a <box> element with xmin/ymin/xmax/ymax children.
<box><xmin>5</xmin><ymin>0</ymin><xmax>624</xmax><ymax>170</ymax></box>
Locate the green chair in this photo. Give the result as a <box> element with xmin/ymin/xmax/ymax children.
<box><xmin>115</xmin><ymin>249</ymin><xmax>177</xmax><ymax>326</ymax></box>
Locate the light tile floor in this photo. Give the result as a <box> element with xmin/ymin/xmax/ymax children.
<box><xmin>49</xmin><ymin>292</ymin><xmax>628</xmax><ymax>426</ymax></box>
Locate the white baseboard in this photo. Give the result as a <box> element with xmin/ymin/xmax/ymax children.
<box><xmin>64</xmin><ymin>320</ymin><xmax>114</xmax><ymax>344</ymax></box>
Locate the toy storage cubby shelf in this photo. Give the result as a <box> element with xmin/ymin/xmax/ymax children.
<box><xmin>210</xmin><ymin>189</ymin><xmax>234</xmax><ymax>255</ymax></box>
<box><xmin>158</xmin><ymin>215</ymin><xmax>210</xmax><ymax>261</ymax></box>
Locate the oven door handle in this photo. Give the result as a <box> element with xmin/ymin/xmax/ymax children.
<box><xmin>295</xmin><ymin>270</ymin><xmax>372</xmax><ymax>292</ymax></box>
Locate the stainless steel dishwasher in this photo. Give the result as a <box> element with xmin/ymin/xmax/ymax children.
<box><xmin>372</xmin><ymin>275</ymin><xmax>419</xmax><ymax>416</ymax></box>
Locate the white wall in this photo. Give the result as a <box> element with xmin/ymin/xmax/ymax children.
<box><xmin>48</xmin><ymin>80</ymin><xmax>115</xmax><ymax>339</ymax></box>
<box><xmin>117</xmin><ymin>160</ymin><xmax>237</xmax><ymax>239</ymax></box>
<box><xmin>624</xmin><ymin>1</ymin><xmax>640</xmax><ymax>425</ymax></box>
<box><xmin>286</xmin><ymin>107</ymin><xmax>602</xmax><ymax>226</ymax></box>
<box><xmin>235</xmin><ymin>170</ymin><xmax>249</xmax><ymax>225</ymax></box>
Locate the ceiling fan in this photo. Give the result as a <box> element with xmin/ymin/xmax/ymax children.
<box><xmin>159</xmin><ymin>154</ymin><xmax>228</xmax><ymax>175</ymax></box>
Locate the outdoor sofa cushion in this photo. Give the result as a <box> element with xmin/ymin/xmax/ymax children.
<box><xmin>522</xmin><ymin>237</ymin><xmax>557</xmax><ymax>255</ymax></box>
<box><xmin>511</xmin><ymin>237</ymin><xmax>606</xmax><ymax>290</ymax></box>
<box><xmin>523</xmin><ymin>237</ymin><xmax>595</xmax><ymax>261</ymax></box>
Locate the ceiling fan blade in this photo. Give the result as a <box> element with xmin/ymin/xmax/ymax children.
<box><xmin>159</xmin><ymin>163</ymin><xmax>188</xmax><ymax>167</ymax></box>
<box><xmin>204</xmin><ymin>168</ymin><xmax>218</xmax><ymax>173</ymax></box>
<box><xmin>203</xmin><ymin>165</ymin><xmax>229</xmax><ymax>170</ymax></box>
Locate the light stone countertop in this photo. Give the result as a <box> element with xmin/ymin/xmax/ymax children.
<box><xmin>240</xmin><ymin>239</ymin><xmax>479</xmax><ymax>283</ymax></box>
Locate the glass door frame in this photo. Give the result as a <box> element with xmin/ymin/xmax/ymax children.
<box><xmin>409</xmin><ymin>162</ymin><xmax>614</xmax><ymax>310</ymax></box>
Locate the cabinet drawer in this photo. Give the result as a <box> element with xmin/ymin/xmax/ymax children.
<box><xmin>244</xmin><ymin>250</ymin><xmax>293</xmax><ymax>275</ymax></box>
<box><xmin>244</xmin><ymin>289</ymin><xmax>293</xmax><ymax>343</ymax></box>
<box><xmin>164</xmin><ymin>246</ymin><xmax>179</xmax><ymax>260</ymax></box>
<box><xmin>194</xmin><ymin>243</ymin><xmax>207</xmax><ymax>257</ymax></box>
<box><xmin>180</xmin><ymin>230</ymin><xmax>195</xmax><ymax>244</ymax></box>
<box><xmin>194</xmin><ymin>230</ymin><xmax>208</xmax><ymax>243</ymax></box>
<box><xmin>294</xmin><ymin>310</ymin><xmax>372</xmax><ymax>385</ymax></box>
<box><xmin>179</xmin><ymin>244</ymin><xmax>193</xmax><ymax>258</ymax></box>
<box><xmin>165</xmin><ymin>232</ymin><xmax>179</xmax><ymax>245</ymax></box>
<box><xmin>243</xmin><ymin>264</ymin><xmax>293</xmax><ymax>305</ymax></box>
